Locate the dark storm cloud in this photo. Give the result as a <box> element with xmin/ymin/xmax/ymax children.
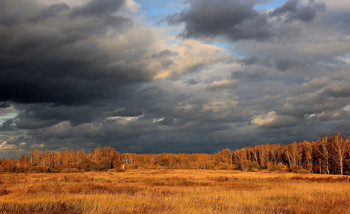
<box><xmin>235</xmin><ymin>55</ymin><xmax>316</xmax><ymax>73</ymax></box>
<box><xmin>274</xmin><ymin>57</ymin><xmax>304</xmax><ymax>72</ymax></box>
<box><xmin>166</xmin><ymin>0</ymin><xmax>325</xmax><ymax>41</ymax></box>
<box><xmin>166</xmin><ymin>0</ymin><xmax>271</xmax><ymax>40</ymax></box>
<box><xmin>0</xmin><ymin>119</ymin><xmax>17</xmax><ymax>131</ymax></box>
<box><xmin>0</xmin><ymin>103</ymin><xmax>10</xmax><ymax>108</ymax></box>
<box><xmin>14</xmin><ymin>80</ymin><xmax>248</xmax><ymax>153</ymax></box>
<box><xmin>0</xmin><ymin>0</ymin><xmax>148</xmax><ymax>106</ymax></box>
<box><xmin>29</xmin><ymin>3</ymin><xmax>70</xmax><ymax>22</ymax></box>
<box><xmin>24</xmin><ymin>120</ymin><xmax>228</xmax><ymax>153</ymax></box>
<box><xmin>278</xmin><ymin>79</ymin><xmax>350</xmax><ymax>118</ymax></box>
<box><xmin>71</xmin><ymin>0</ymin><xmax>125</xmax><ymax>17</ymax></box>
<box><xmin>13</xmin><ymin>104</ymin><xmax>111</xmax><ymax>129</ymax></box>
<box><xmin>112</xmin><ymin>108</ymin><xmax>144</xmax><ymax>117</ymax></box>
<box><xmin>271</xmin><ymin>0</ymin><xmax>325</xmax><ymax>22</ymax></box>
<box><xmin>19</xmin><ymin>92</ymin><xmax>255</xmax><ymax>153</ymax></box>
<box><xmin>152</xmin><ymin>50</ymin><xmax>178</xmax><ymax>58</ymax></box>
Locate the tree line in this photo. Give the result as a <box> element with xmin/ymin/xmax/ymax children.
<box><xmin>1</xmin><ymin>132</ymin><xmax>350</xmax><ymax>174</ymax></box>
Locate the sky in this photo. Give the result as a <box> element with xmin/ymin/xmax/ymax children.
<box><xmin>1</xmin><ymin>0</ymin><xmax>350</xmax><ymax>158</ymax></box>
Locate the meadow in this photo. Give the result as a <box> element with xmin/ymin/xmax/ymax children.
<box><xmin>1</xmin><ymin>170</ymin><xmax>350</xmax><ymax>213</ymax></box>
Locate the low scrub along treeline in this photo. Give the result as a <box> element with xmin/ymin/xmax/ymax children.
<box><xmin>1</xmin><ymin>132</ymin><xmax>350</xmax><ymax>175</ymax></box>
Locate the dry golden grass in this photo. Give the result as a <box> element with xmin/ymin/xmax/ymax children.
<box><xmin>0</xmin><ymin>170</ymin><xmax>350</xmax><ymax>213</ymax></box>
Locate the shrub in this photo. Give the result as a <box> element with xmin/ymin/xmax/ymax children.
<box><xmin>61</xmin><ymin>168</ymin><xmax>80</xmax><ymax>173</ymax></box>
<box><xmin>248</xmin><ymin>161</ymin><xmax>259</xmax><ymax>172</ymax></box>
<box><xmin>116</xmin><ymin>164</ymin><xmax>126</xmax><ymax>172</ymax></box>
<box><xmin>268</xmin><ymin>163</ymin><xmax>288</xmax><ymax>172</ymax></box>
<box><xmin>220</xmin><ymin>163</ymin><xmax>230</xmax><ymax>170</ymax></box>
<box><xmin>28</xmin><ymin>166</ymin><xmax>43</xmax><ymax>173</ymax></box>
<box><xmin>290</xmin><ymin>164</ymin><xmax>302</xmax><ymax>173</ymax></box>
<box><xmin>296</xmin><ymin>169</ymin><xmax>310</xmax><ymax>174</ymax></box>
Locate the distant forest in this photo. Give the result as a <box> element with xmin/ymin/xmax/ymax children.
<box><xmin>1</xmin><ymin>132</ymin><xmax>350</xmax><ymax>175</ymax></box>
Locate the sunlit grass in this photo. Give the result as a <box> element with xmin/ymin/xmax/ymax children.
<box><xmin>0</xmin><ymin>170</ymin><xmax>349</xmax><ymax>213</ymax></box>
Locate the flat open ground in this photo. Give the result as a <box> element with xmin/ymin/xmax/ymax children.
<box><xmin>1</xmin><ymin>170</ymin><xmax>350</xmax><ymax>213</ymax></box>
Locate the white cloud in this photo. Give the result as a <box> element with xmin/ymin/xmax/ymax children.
<box><xmin>206</xmin><ymin>79</ymin><xmax>238</xmax><ymax>91</ymax></box>
<box><xmin>106</xmin><ymin>115</ymin><xmax>143</xmax><ymax>122</ymax></box>
<box><xmin>152</xmin><ymin>117</ymin><xmax>165</xmax><ymax>123</ymax></box>
<box><xmin>152</xmin><ymin>39</ymin><xmax>229</xmax><ymax>79</ymax></box>
<box><xmin>251</xmin><ymin>111</ymin><xmax>278</xmax><ymax>126</ymax></box>
<box><xmin>251</xmin><ymin>111</ymin><xmax>299</xmax><ymax>128</ymax></box>
<box><xmin>122</xmin><ymin>0</ymin><xmax>140</xmax><ymax>13</ymax></box>
<box><xmin>0</xmin><ymin>141</ymin><xmax>17</xmax><ymax>151</ymax></box>
<box><xmin>344</xmin><ymin>105</ymin><xmax>350</xmax><ymax>112</ymax></box>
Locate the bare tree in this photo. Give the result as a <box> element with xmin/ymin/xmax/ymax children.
<box><xmin>331</xmin><ymin>132</ymin><xmax>347</xmax><ymax>175</ymax></box>
<box><xmin>315</xmin><ymin>135</ymin><xmax>331</xmax><ymax>174</ymax></box>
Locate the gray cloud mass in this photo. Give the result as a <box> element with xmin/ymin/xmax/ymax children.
<box><xmin>1</xmin><ymin>0</ymin><xmax>350</xmax><ymax>158</ymax></box>
<box><xmin>0</xmin><ymin>0</ymin><xmax>145</xmax><ymax>105</ymax></box>
<box><xmin>167</xmin><ymin>0</ymin><xmax>325</xmax><ymax>41</ymax></box>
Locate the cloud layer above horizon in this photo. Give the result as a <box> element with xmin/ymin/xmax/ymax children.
<box><xmin>1</xmin><ymin>0</ymin><xmax>350</xmax><ymax>158</ymax></box>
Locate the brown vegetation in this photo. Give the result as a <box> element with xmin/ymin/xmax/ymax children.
<box><xmin>0</xmin><ymin>170</ymin><xmax>349</xmax><ymax>213</ymax></box>
<box><xmin>2</xmin><ymin>132</ymin><xmax>350</xmax><ymax>175</ymax></box>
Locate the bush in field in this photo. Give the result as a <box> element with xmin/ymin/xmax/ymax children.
<box><xmin>116</xmin><ymin>164</ymin><xmax>126</xmax><ymax>172</ymax></box>
<box><xmin>28</xmin><ymin>166</ymin><xmax>43</xmax><ymax>173</ymax></box>
<box><xmin>219</xmin><ymin>163</ymin><xmax>230</xmax><ymax>170</ymax></box>
<box><xmin>231</xmin><ymin>164</ymin><xmax>240</xmax><ymax>170</ymax></box>
<box><xmin>268</xmin><ymin>163</ymin><xmax>288</xmax><ymax>172</ymax></box>
<box><xmin>61</xmin><ymin>168</ymin><xmax>80</xmax><ymax>173</ymax></box>
<box><xmin>290</xmin><ymin>164</ymin><xmax>302</xmax><ymax>173</ymax></box>
<box><xmin>296</xmin><ymin>169</ymin><xmax>310</xmax><ymax>174</ymax></box>
<box><xmin>248</xmin><ymin>161</ymin><xmax>259</xmax><ymax>172</ymax></box>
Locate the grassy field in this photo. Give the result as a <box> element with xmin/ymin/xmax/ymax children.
<box><xmin>0</xmin><ymin>170</ymin><xmax>350</xmax><ymax>213</ymax></box>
